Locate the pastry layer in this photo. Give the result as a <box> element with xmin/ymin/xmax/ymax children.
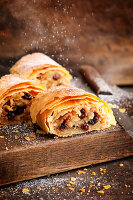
<box><xmin>10</xmin><ymin>53</ymin><xmax>72</xmax><ymax>89</ymax></box>
<box><xmin>30</xmin><ymin>87</ymin><xmax>116</xmax><ymax>137</ymax></box>
<box><xmin>0</xmin><ymin>74</ymin><xmax>46</xmax><ymax>124</ymax></box>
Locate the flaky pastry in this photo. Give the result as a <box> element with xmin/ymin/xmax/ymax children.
<box><xmin>30</xmin><ymin>86</ymin><xmax>116</xmax><ymax>137</ymax></box>
<box><xmin>0</xmin><ymin>74</ymin><xmax>46</xmax><ymax>124</ymax></box>
<box><xmin>10</xmin><ymin>53</ymin><xmax>72</xmax><ymax>89</ymax></box>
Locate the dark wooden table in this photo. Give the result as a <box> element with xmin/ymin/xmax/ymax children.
<box><xmin>0</xmin><ymin>86</ymin><xmax>133</xmax><ymax>200</ymax></box>
<box><xmin>0</xmin><ymin>157</ymin><xmax>133</xmax><ymax>200</ymax></box>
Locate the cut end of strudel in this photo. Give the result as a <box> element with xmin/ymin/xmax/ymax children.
<box><xmin>10</xmin><ymin>53</ymin><xmax>72</xmax><ymax>89</ymax></box>
<box><xmin>30</xmin><ymin>86</ymin><xmax>116</xmax><ymax>137</ymax></box>
<box><xmin>0</xmin><ymin>74</ymin><xmax>46</xmax><ymax>124</ymax></box>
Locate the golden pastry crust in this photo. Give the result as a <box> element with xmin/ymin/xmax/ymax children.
<box><xmin>30</xmin><ymin>86</ymin><xmax>116</xmax><ymax>137</ymax></box>
<box><xmin>10</xmin><ymin>53</ymin><xmax>72</xmax><ymax>89</ymax></box>
<box><xmin>0</xmin><ymin>74</ymin><xmax>46</xmax><ymax>124</ymax></box>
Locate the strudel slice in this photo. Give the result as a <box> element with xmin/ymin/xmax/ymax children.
<box><xmin>30</xmin><ymin>86</ymin><xmax>116</xmax><ymax>137</ymax></box>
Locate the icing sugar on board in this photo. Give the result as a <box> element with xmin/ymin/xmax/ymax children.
<box><xmin>0</xmin><ymin>77</ymin><xmax>133</xmax><ymax>186</ymax></box>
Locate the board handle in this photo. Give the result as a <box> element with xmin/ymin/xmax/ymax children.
<box><xmin>79</xmin><ymin>65</ymin><xmax>112</xmax><ymax>95</ymax></box>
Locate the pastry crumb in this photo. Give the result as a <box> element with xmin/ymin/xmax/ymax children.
<box><xmin>125</xmin><ymin>184</ymin><xmax>130</xmax><ymax>188</ymax></box>
<box><xmin>79</xmin><ymin>188</ymin><xmax>85</xmax><ymax>193</ymax></box>
<box><xmin>66</xmin><ymin>184</ymin><xmax>71</xmax><ymax>187</ymax></box>
<box><xmin>69</xmin><ymin>187</ymin><xmax>74</xmax><ymax>191</ymax></box>
<box><xmin>6</xmin><ymin>147</ymin><xmax>8</xmax><ymax>151</ymax></box>
<box><xmin>97</xmin><ymin>182</ymin><xmax>101</xmax><ymax>186</ymax></box>
<box><xmin>0</xmin><ymin>136</ymin><xmax>4</xmax><ymax>139</ymax></box>
<box><xmin>71</xmin><ymin>177</ymin><xmax>76</xmax><ymax>181</ymax></box>
<box><xmin>103</xmin><ymin>185</ymin><xmax>111</xmax><ymax>189</ymax></box>
<box><xmin>120</xmin><ymin>163</ymin><xmax>124</xmax><ymax>167</ymax></box>
<box><xmin>22</xmin><ymin>188</ymin><xmax>29</xmax><ymax>193</ymax></box>
<box><xmin>37</xmin><ymin>187</ymin><xmax>41</xmax><ymax>190</ymax></box>
<box><xmin>29</xmin><ymin>134</ymin><xmax>36</xmax><ymax>138</ymax></box>
<box><xmin>69</xmin><ymin>181</ymin><xmax>75</xmax><ymax>185</ymax></box>
<box><xmin>52</xmin><ymin>187</ymin><xmax>55</xmax><ymax>189</ymax></box>
<box><xmin>97</xmin><ymin>190</ymin><xmax>104</xmax><ymax>194</ymax></box>
<box><xmin>24</xmin><ymin>136</ymin><xmax>30</xmax><ymax>141</ymax></box>
<box><xmin>77</xmin><ymin>170</ymin><xmax>86</xmax><ymax>174</ymax></box>
<box><xmin>89</xmin><ymin>185</ymin><xmax>93</xmax><ymax>188</ymax></box>
<box><xmin>15</xmin><ymin>135</ymin><xmax>18</xmax><ymax>139</ymax></box>
<box><xmin>91</xmin><ymin>172</ymin><xmax>96</xmax><ymax>176</ymax></box>
<box><xmin>100</xmin><ymin>168</ymin><xmax>106</xmax><ymax>173</ymax></box>
<box><xmin>119</xmin><ymin>108</ymin><xmax>126</xmax><ymax>113</ymax></box>
<box><xmin>12</xmin><ymin>130</ymin><xmax>19</xmax><ymax>133</ymax></box>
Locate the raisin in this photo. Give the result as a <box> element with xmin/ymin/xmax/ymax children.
<box><xmin>81</xmin><ymin>123</ymin><xmax>89</xmax><ymax>131</ymax></box>
<box><xmin>7</xmin><ymin>111</ymin><xmax>15</xmax><ymax>120</ymax></box>
<box><xmin>79</xmin><ymin>108</ymin><xmax>86</xmax><ymax>119</ymax></box>
<box><xmin>7</xmin><ymin>106</ymin><xmax>26</xmax><ymax>120</ymax></box>
<box><xmin>37</xmin><ymin>75</ymin><xmax>41</xmax><ymax>80</ymax></box>
<box><xmin>22</xmin><ymin>93</ymin><xmax>33</xmax><ymax>100</ymax></box>
<box><xmin>59</xmin><ymin>115</ymin><xmax>71</xmax><ymax>131</ymax></box>
<box><xmin>59</xmin><ymin>119</ymin><xmax>67</xmax><ymax>131</ymax></box>
<box><xmin>14</xmin><ymin>106</ymin><xmax>26</xmax><ymax>115</ymax></box>
<box><xmin>53</xmin><ymin>73</ymin><xmax>60</xmax><ymax>80</ymax></box>
<box><xmin>88</xmin><ymin>112</ymin><xmax>99</xmax><ymax>125</ymax></box>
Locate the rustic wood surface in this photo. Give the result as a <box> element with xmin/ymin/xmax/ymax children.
<box><xmin>0</xmin><ymin>0</ymin><xmax>133</xmax><ymax>84</ymax></box>
<box><xmin>0</xmin><ymin>156</ymin><xmax>133</xmax><ymax>200</ymax></box>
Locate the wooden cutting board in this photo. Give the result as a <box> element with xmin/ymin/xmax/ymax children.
<box><xmin>0</xmin><ymin>78</ymin><xmax>133</xmax><ymax>186</ymax></box>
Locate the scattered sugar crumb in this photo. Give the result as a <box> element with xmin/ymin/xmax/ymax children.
<box><xmin>69</xmin><ymin>187</ymin><xmax>74</xmax><ymax>191</ymax></box>
<box><xmin>91</xmin><ymin>172</ymin><xmax>96</xmax><ymax>176</ymax></box>
<box><xmin>37</xmin><ymin>187</ymin><xmax>41</xmax><ymax>190</ymax></box>
<box><xmin>0</xmin><ymin>136</ymin><xmax>4</xmax><ymax>138</ymax></box>
<box><xmin>97</xmin><ymin>190</ymin><xmax>104</xmax><ymax>194</ymax></box>
<box><xmin>119</xmin><ymin>108</ymin><xmax>126</xmax><ymax>113</ymax></box>
<box><xmin>103</xmin><ymin>185</ymin><xmax>111</xmax><ymax>189</ymax></box>
<box><xmin>120</xmin><ymin>163</ymin><xmax>124</xmax><ymax>167</ymax></box>
<box><xmin>79</xmin><ymin>188</ymin><xmax>85</xmax><ymax>193</ymax></box>
<box><xmin>71</xmin><ymin>177</ymin><xmax>76</xmax><ymax>181</ymax></box>
<box><xmin>24</xmin><ymin>136</ymin><xmax>30</xmax><ymax>141</ymax></box>
<box><xmin>77</xmin><ymin>170</ymin><xmax>86</xmax><ymax>174</ymax></box>
<box><xmin>22</xmin><ymin>188</ymin><xmax>29</xmax><ymax>193</ymax></box>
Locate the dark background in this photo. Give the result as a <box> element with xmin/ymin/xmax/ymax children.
<box><xmin>0</xmin><ymin>0</ymin><xmax>133</xmax><ymax>84</ymax></box>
